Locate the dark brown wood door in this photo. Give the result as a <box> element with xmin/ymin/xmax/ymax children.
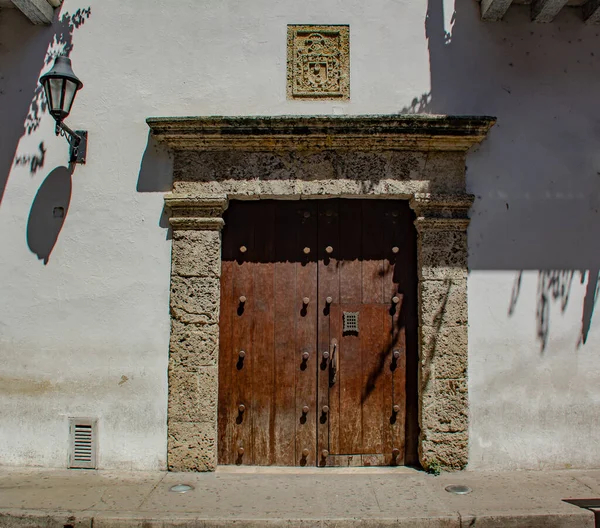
<box><xmin>218</xmin><ymin>200</ymin><xmax>417</xmax><ymax>467</ymax></box>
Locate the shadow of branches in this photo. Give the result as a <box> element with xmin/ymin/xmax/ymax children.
<box><xmin>24</xmin><ymin>7</ymin><xmax>91</xmax><ymax>136</ymax></box>
<box><xmin>410</xmin><ymin>0</ymin><xmax>600</xmax><ymax>353</ymax></box>
<box><xmin>579</xmin><ymin>268</ymin><xmax>600</xmax><ymax>348</ymax></box>
<box><xmin>537</xmin><ymin>270</ymin><xmax>575</xmax><ymax>351</ymax></box>
<box><xmin>420</xmin><ymin>281</ymin><xmax>452</xmax><ymax>393</ymax></box>
<box><xmin>0</xmin><ymin>6</ymin><xmax>91</xmax><ymax>208</ymax></box>
<box><xmin>509</xmin><ymin>270</ymin><xmax>599</xmax><ymax>352</ymax></box>
<box><xmin>14</xmin><ymin>142</ymin><xmax>46</xmax><ymax>175</ymax></box>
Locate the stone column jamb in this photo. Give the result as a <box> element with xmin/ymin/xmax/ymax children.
<box><xmin>409</xmin><ymin>193</ymin><xmax>474</xmax><ymax>471</ymax></box>
<box><xmin>165</xmin><ymin>193</ymin><xmax>228</xmax><ymax>471</ymax></box>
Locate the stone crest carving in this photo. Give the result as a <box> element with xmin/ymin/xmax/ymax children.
<box><xmin>287</xmin><ymin>25</ymin><xmax>350</xmax><ymax>100</ymax></box>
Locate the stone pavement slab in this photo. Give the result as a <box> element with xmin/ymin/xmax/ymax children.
<box><xmin>0</xmin><ymin>466</ymin><xmax>597</xmax><ymax>527</ymax></box>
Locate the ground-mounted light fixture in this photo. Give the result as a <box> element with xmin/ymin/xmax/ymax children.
<box><xmin>40</xmin><ymin>56</ymin><xmax>87</xmax><ymax>164</ymax></box>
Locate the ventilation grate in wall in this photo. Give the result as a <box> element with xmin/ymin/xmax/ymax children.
<box><xmin>68</xmin><ymin>418</ymin><xmax>97</xmax><ymax>469</ymax></box>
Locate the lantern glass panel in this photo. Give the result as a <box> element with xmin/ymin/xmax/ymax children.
<box><xmin>42</xmin><ymin>82</ymin><xmax>53</xmax><ymax>113</ymax></box>
<box><xmin>62</xmin><ymin>79</ymin><xmax>78</xmax><ymax>115</ymax></box>
<box><xmin>48</xmin><ymin>78</ymin><xmax>64</xmax><ymax>113</ymax></box>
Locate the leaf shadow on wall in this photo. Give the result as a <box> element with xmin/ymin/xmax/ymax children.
<box><xmin>27</xmin><ymin>165</ymin><xmax>73</xmax><ymax>265</ymax></box>
<box><xmin>14</xmin><ymin>142</ymin><xmax>46</xmax><ymax>176</ymax></box>
<box><xmin>509</xmin><ymin>270</ymin><xmax>600</xmax><ymax>352</ymax></box>
<box><xmin>410</xmin><ymin>0</ymin><xmax>600</xmax><ymax>352</ymax></box>
<box><xmin>0</xmin><ymin>6</ymin><xmax>91</xmax><ymax>207</ymax></box>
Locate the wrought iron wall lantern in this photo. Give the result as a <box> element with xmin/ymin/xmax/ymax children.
<box><xmin>40</xmin><ymin>56</ymin><xmax>87</xmax><ymax>164</ymax></box>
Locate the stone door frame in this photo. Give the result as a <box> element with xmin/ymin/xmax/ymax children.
<box><xmin>147</xmin><ymin>115</ymin><xmax>495</xmax><ymax>472</ymax></box>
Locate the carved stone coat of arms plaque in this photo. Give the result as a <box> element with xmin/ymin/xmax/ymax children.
<box><xmin>287</xmin><ymin>25</ymin><xmax>350</xmax><ymax>100</ymax></box>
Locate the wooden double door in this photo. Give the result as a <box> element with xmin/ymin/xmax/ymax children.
<box><xmin>218</xmin><ymin>199</ymin><xmax>418</xmax><ymax>467</ymax></box>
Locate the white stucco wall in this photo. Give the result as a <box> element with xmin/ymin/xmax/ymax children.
<box><xmin>0</xmin><ymin>0</ymin><xmax>599</xmax><ymax>470</ymax></box>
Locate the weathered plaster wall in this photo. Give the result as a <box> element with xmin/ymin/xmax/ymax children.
<box><xmin>0</xmin><ymin>0</ymin><xmax>599</xmax><ymax>470</ymax></box>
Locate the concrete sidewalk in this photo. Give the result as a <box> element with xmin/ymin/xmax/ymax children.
<box><xmin>0</xmin><ymin>466</ymin><xmax>599</xmax><ymax>527</ymax></box>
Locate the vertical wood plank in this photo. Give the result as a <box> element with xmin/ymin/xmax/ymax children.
<box><xmin>229</xmin><ymin>202</ymin><xmax>255</xmax><ymax>465</ymax></box>
<box><xmin>398</xmin><ymin>203</ymin><xmax>419</xmax><ymax>466</ymax></box>
<box><xmin>251</xmin><ymin>202</ymin><xmax>276</xmax><ymax>465</ymax></box>
<box><xmin>381</xmin><ymin>307</ymin><xmax>396</xmax><ymax>466</ymax></box>
<box><xmin>339</xmin><ymin>201</ymin><xmax>362</xmax><ymax>305</ymax></box>
<box><xmin>317</xmin><ymin>200</ymin><xmax>340</xmax><ymax>464</ymax></box>
<box><xmin>390</xmin><ymin>303</ymin><xmax>407</xmax><ymax>465</ymax></box>
<box><xmin>218</xmin><ymin>226</ymin><xmax>235</xmax><ymax>465</ymax></box>
<box><xmin>295</xmin><ymin>201</ymin><xmax>318</xmax><ymax>466</ymax></box>
<box><xmin>273</xmin><ymin>202</ymin><xmax>298</xmax><ymax>466</ymax></box>
<box><xmin>337</xmin><ymin>302</ymin><xmax>362</xmax><ymax>454</ymax></box>
<box><xmin>383</xmin><ymin>201</ymin><xmax>402</xmax><ymax>303</ymax></box>
<box><xmin>380</xmin><ymin>201</ymin><xmax>403</xmax><ymax>465</ymax></box>
<box><xmin>328</xmin><ymin>302</ymin><xmax>342</xmax><ymax>457</ymax></box>
<box><xmin>382</xmin><ymin>201</ymin><xmax>413</xmax><ymax>465</ymax></box>
<box><xmin>361</xmin><ymin>200</ymin><xmax>385</xmax><ymax>304</ymax></box>
<box><xmin>360</xmin><ymin>304</ymin><xmax>386</xmax><ymax>455</ymax></box>
<box><xmin>338</xmin><ymin>200</ymin><xmax>363</xmax><ymax>454</ymax></box>
<box><xmin>360</xmin><ymin>202</ymin><xmax>388</xmax><ymax>462</ymax></box>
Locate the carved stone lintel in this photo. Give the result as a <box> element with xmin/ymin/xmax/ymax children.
<box><xmin>165</xmin><ymin>194</ymin><xmax>228</xmax><ymax>231</ymax></box>
<box><xmin>147</xmin><ymin>115</ymin><xmax>497</xmax><ymax>152</ymax></box>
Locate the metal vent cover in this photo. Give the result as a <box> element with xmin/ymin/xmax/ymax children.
<box><xmin>68</xmin><ymin>418</ymin><xmax>97</xmax><ymax>469</ymax></box>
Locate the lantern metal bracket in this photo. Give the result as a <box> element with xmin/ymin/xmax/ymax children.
<box><xmin>55</xmin><ymin>121</ymin><xmax>87</xmax><ymax>164</ymax></box>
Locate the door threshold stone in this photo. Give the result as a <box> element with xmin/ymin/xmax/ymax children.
<box><xmin>215</xmin><ymin>465</ymin><xmax>420</xmax><ymax>475</ymax></box>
